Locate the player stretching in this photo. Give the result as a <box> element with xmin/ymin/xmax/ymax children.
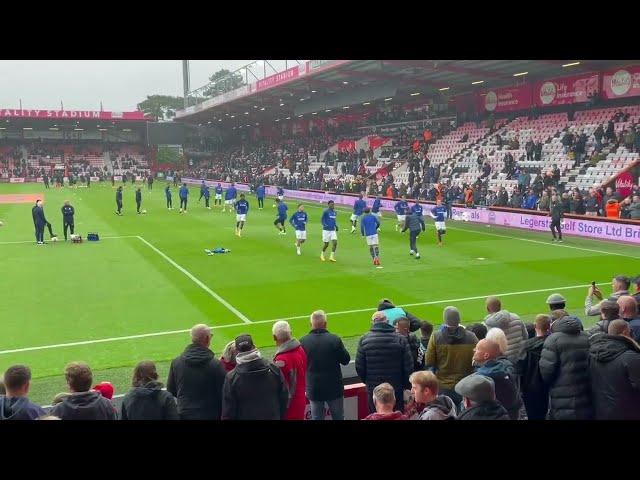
<box><xmin>430</xmin><ymin>200</ymin><xmax>447</xmax><ymax>246</ymax></box>
<box><xmin>321</xmin><ymin>200</ymin><xmax>338</xmax><ymax>262</ymax></box>
<box><xmin>235</xmin><ymin>194</ymin><xmax>249</xmax><ymax>237</ymax></box>
<box><xmin>223</xmin><ymin>183</ymin><xmax>237</xmax><ymax>212</ymax></box>
<box><xmin>350</xmin><ymin>193</ymin><xmax>367</xmax><ymax>234</ymax></box>
<box><xmin>372</xmin><ymin>194</ymin><xmax>383</xmax><ymax>230</ymax></box>
<box><xmin>214</xmin><ymin>183</ymin><xmax>223</xmax><ymax>206</ymax></box>
<box><xmin>361</xmin><ymin>208</ymin><xmax>381</xmax><ymax>266</ymax></box>
<box><xmin>289</xmin><ymin>204</ymin><xmax>308</xmax><ymax>255</ymax></box>
<box><xmin>394</xmin><ymin>195</ymin><xmax>410</xmax><ymax>232</ymax></box>
<box><xmin>274</xmin><ymin>198</ymin><xmax>288</xmax><ymax>235</ymax></box>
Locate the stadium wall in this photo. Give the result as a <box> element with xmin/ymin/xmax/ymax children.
<box><xmin>183</xmin><ymin>178</ymin><xmax>640</xmax><ymax>245</ymax></box>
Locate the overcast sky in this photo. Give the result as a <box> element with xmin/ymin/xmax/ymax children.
<box><xmin>0</xmin><ymin>60</ymin><xmax>296</xmax><ymax>112</ymax></box>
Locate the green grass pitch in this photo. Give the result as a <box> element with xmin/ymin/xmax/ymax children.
<box><xmin>1</xmin><ymin>181</ymin><xmax>639</xmax><ymax>404</ymax></box>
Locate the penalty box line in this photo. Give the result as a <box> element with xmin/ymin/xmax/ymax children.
<box><xmin>0</xmin><ymin>281</ymin><xmax>602</xmax><ymax>355</ymax></box>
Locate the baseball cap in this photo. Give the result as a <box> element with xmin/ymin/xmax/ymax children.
<box><xmin>455</xmin><ymin>374</ymin><xmax>495</xmax><ymax>403</ymax></box>
<box><xmin>546</xmin><ymin>293</ymin><xmax>566</xmax><ymax>305</ymax></box>
<box><xmin>235</xmin><ymin>334</ymin><xmax>255</xmax><ymax>353</ymax></box>
<box><xmin>93</xmin><ymin>382</ymin><xmax>115</xmax><ymax>400</ymax></box>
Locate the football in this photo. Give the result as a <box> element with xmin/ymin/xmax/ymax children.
<box><xmin>141</xmin><ymin>209</ymin><xmax>147</xmax><ymax>214</ymax></box>
<box><xmin>51</xmin><ymin>236</ymin><xmax>58</xmax><ymax>242</ymax></box>
<box><xmin>0</xmin><ymin>220</ymin><xmax>4</xmax><ymax>227</ymax></box>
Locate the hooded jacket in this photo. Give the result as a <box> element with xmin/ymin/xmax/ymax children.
<box><xmin>484</xmin><ymin>310</ymin><xmax>528</xmax><ymax>364</ymax></box>
<box><xmin>300</xmin><ymin>328</ymin><xmax>350</xmax><ymax>402</ymax></box>
<box><xmin>274</xmin><ymin>338</ymin><xmax>308</xmax><ymax>420</ymax></box>
<box><xmin>120</xmin><ymin>381</ymin><xmax>179</xmax><ymax>420</ymax></box>
<box><xmin>166</xmin><ymin>343</ymin><xmax>227</xmax><ymax>420</ymax></box>
<box><xmin>417</xmin><ymin>395</ymin><xmax>457</xmax><ymax>420</ymax></box>
<box><xmin>377</xmin><ymin>300</ymin><xmax>421</xmax><ymax>332</ymax></box>
<box><xmin>222</xmin><ymin>349</ymin><xmax>289</xmax><ymax>420</ymax></box>
<box><xmin>474</xmin><ymin>358</ymin><xmax>522</xmax><ymax>420</ymax></box>
<box><xmin>517</xmin><ymin>336</ymin><xmax>549</xmax><ymax>420</ymax></box>
<box><xmin>425</xmin><ymin>326</ymin><xmax>478</xmax><ymax>391</ymax></box>
<box><xmin>457</xmin><ymin>401</ymin><xmax>510</xmax><ymax>420</ymax></box>
<box><xmin>363</xmin><ymin>411</ymin><xmax>407</xmax><ymax>420</ymax></box>
<box><xmin>589</xmin><ymin>334</ymin><xmax>640</xmax><ymax>420</ymax></box>
<box><xmin>539</xmin><ymin>316</ymin><xmax>593</xmax><ymax>420</ymax></box>
<box><xmin>0</xmin><ymin>396</ymin><xmax>46</xmax><ymax>420</ymax></box>
<box><xmin>50</xmin><ymin>391</ymin><xmax>116</xmax><ymax>420</ymax></box>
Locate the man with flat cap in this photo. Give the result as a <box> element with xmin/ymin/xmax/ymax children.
<box><xmin>455</xmin><ymin>374</ymin><xmax>510</xmax><ymax>420</ymax></box>
<box><xmin>546</xmin><ymin>293</ymin><xmax>566</xmax><ymax>312</ymax></box>
<box><xmin>222</xmin><ymin>334</ymin><xmax>289</xmax><ymax>420</ymax></box>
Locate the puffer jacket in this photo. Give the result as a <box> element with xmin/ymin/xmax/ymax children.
<box><xmin>589</xmin><ymin>334</ymin><xmax>640</xmax><ymax>420</ymax></box>
<box><xmin>425</xmin><ymin>326</ymin><xmax>478</xmax><ymax>391</ymax></box>
<box><xmin>356</xmin><ymin>322</ymin><xmax>414</xmax><ymax>410</ymax></box>
<box><xmin>417</xmin><ymin>395</ymin><xmax>457</xmax><ymax>420</ymax></box>
<box><xmin>475</xmin><ymin>357</ymin><xmax>522</xmax><ymax>420</ymax></box>
<box><xmin>539</xmin><ymin>316</ymin><xmax>593</xmax><ymax>420</ymax></box>
<box><xmin>484</xmin><ymin>310</ymin><xmax>528</xmax><ymax>364</ymax></box>
<box><xmin>518</xmin><ymin>336</ymin><xmax>549</xmax><ymax>420</ymax></box>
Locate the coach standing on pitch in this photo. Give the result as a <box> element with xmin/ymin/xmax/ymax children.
<box><xmin>115</xmin><ymin>186</ymin><xmax>123</xmax><ymax>216</ymax></box>
<box><xmin>402</xmin><ymin>210</ymin><xmax>425</xmax><ymax>259</ymax></box>
<box><xmin>32</xmin><ymin>199</ymin><xmax>48</xmax><ymax>245</ymax></box>
<box><xmin>549</xmin><ymin>193</ymin><xmax>563</xmax><ymax>242</ymax></box>
<box><xmin>135</xmin><ymin>187</ymin><xmax>143</xmax><ymax>214</ymax></box>
<box><xmin>61</xmin><ymin>200</ymin><xmax>75</xmax><ymax>241</ymax></box>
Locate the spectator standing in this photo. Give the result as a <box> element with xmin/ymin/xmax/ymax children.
<box><xmin>121</xmin><ymin>361</ymin><xmax>179</xmax><ymax>420</ymax></box>
<box><xmin>272</xmin><ymin>320</ymin><xmax>307</xmax><ymax>420</ymax></box>
<box><xmin>409</xmin><ymin>370</ymin><xmax>456</xmax><ymax>420</ymax></box>
<box><xmin>617</xmin><ymin>296</ymin><xmax>640</xmax><ymax>342</ymax></box>
<box><xmin>518</xmin><ymin>314</ymin><xmax>551</xmax><ymax>420</ymax></box>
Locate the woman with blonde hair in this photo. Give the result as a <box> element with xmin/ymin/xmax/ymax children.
<box><xmin>220</xmin><ymin>341</ymin><xmax>237</xmax><ymax>372</ymax></box>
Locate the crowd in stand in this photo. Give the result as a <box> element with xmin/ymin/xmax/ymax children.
<box><xmin>1</xmin><ymin>276</ymin><xmax>639</xmax><ymax>421</ymax></box>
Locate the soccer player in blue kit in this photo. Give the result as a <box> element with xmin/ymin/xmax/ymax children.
<box><xmin>223</xmin><ymin>183</ymin><xmax>237</xmax><ymax>212</ymax></box>
<box><xmin>394</xmin><ymin>195</ymin><xmax>410</xmax><ymax>232</ymax></box>
<box><xmin>214</xmin><ymin>183</ymin><xmax>223</xmax><ymax>206</ymax></box>
<box><xmin>361</xmin><ymin>207</ymin><xmax>381</xmax><ymax>266</ymax></box>
<box><xmin>289</xmin><ymin>204</ymin><xmax>308</xmax><ymax>255</ymax></box>
<box><xmin>430</xmin><ymin>199</ymin><xmax>448</xmax><ymax>246</ymax></box>
<box><xmin>274</xmin><ymin>198</ymin><xmax>288</xmax><ymax>235</ymax></box>
<box><xmin>256</xmin><ymin>183</ymin><xmax>266</xmax><ymax>209</ymax></box>
<box><xmin>350</xmin><ymin>193</ymin><xmax>367</xmax><ymax>234</ymax></box>
<box><xmin>411</xmin><ymin>200</ymin><xmax>423</xmax><ymax>217</ymax></box>
<box><xmin>235</xmin><ymin>194</ymin><xmax>250</xmax><ymax>236</ymax></box>
<box><xmin>321</xmin><ymin>200</ymin><xmax>338</xmax><ymax>262</ymax></box>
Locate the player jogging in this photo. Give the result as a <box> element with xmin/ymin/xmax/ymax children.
<box><xmin>321</xmin><ymin>200</ymin><xmax>338</xmax><ymax>262</ymax></box>
<box><xmin>350</xmin><ymin>193</ymin><xmax>367</xmax><ymax>233</ymax></box>
<box><xmin>276</xmin><ymin>186</ymin><xmax>285</xmax><ymax>202</ymax></box>
<box><xmin>361</xmin><ymin>207</ymin><xmax>381</xmax><ymax>266</ymax></box>
<box><xmin>430</xmin><ymin>199</ymin><xmax>447</xmax><ymax>246</ymax></box>
<box><xmin>274</xmin><ymin>198</ymin><xmax>288</xmax><ymax>235</ymax></box>
<box><xmin>410</xmin><ymin>200</ymin><xmax>423</xmax><ymax>217</ymax></box>
<box><xmin>402</xmin><ymin>210</ymin><xmax>426</xmax><ymax>259</ymax></box>
<box><xmin>394</xmin><ymin>195</ymin><xmax>410</xmax><ymax>232</ymax></box>
<box><xmin>214</xmin><ymin>183</ymin><xmax>223</xmax><ymax>206</ymax></box>
<box><xmin>223</xmin><ymin>183</ymin><xmax>237</xmax><ymax>212</ymax></box>
<box><xmin>235</xmin><ymin>194</ymin><xmax>250</xmax><ymax>237</ymax></box>
<box><xmin>198</xmin><ymin>180</ymin><xmax>206</xmax><ymax>202</ymax></box>
<box><xmin>289</xmin><ymin>204</ymin><xmax>308</xmax><ymax>255</ymax></box>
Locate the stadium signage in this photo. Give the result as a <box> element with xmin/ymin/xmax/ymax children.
<box><xmin>0</xmin><ymin>109</ymin><xmax>148</xmax><ymax>120</ymax></box>
<box><xmin>255</xmin><ymin>66</ymin><xmax>301</xmax><ymax>92</ymax></box>
<box><xmin>534</xmin><ymin>73</ymin><xmax>599</xmax><ymax>106</ymax></box>
<box><xmin>615</xmin><ymin>171</ymin><xmax>635</xmax><ymax>198</ymax></box>
<box><xmin>603</xmin><ymin>65</ymin><xmax>640</xmax><ymax>99</ymax></box>
<box><xmin>479</xmin><ymin>85</ymin><xmax>531</xmax><ymax>113</ymax></box>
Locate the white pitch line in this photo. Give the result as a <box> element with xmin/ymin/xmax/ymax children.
<box><xmin>0</xmin><ymin>281</ymin><xmax>600</xmax><ymax>355</ymax></box>
<box><xmin>301</xmin><ymin>202</ymin><xmax>640</xmax><ymax>260</ymax></box>
<box><xmin>136</xmin><ymin>236</ymin><xmax>251</xmax><ymax>324</ymax></box>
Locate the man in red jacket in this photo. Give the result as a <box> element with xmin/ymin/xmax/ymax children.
<box><xmin>273</xmin><ymin>320</ymin><xmax>308</xmax><ymax>420</ymax></box>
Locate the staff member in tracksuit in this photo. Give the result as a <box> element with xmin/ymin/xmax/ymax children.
<box><xmin>203</xmin><ymin>184</ymin><xmax>211</xmax><ymax>209</ymax></box>
<box><xmin>549</xmin><ymin>194</ymin><xmax>563</xmax><ymax>242</ymax></box>
<box><xmin>179</xmin><ymin>183</ymin><xmax>189</xmax><ymax>213</ymax></box>
<box><xmin>256</xmin><ymin>183</ymin><xmax>266</xmax><ymax>209</ymax></box>
<box><xmin>402</xmin><ymin>210</ymin><xmax>425</xmax><ymax>259</ymax></box>
<box><xmin>61</xmin><ymin>200</ymin><xmax>75</xmax><ymax>241</ymax></box>
<box><xmin>115</xmin><ymin>186</ymin><xmax>123</xmax><ymax>215</ymax></box>
<box><xmin>165</xmin><ymin>184</ymin><xmax>173</xmax><ymax>210</ymax></box>
<box><xmin>135</xmin><ymin>187</ymin><xmax>143</xmax><ymax>214</ymax></box>
<box><xmin>32</xmin><ymin>199</ymin><xmax>47</xmax><ymax>245</ymax></box>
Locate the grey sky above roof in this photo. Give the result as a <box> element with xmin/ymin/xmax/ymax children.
<box><xmin>0</xmin><ymin>60</ymin><xmax>284</xmax><ymax>111</ymax></box>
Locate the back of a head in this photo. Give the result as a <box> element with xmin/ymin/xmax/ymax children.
<box><xmin>3</xmin><ymin>365</ymin><xmax>31</xmax><ymax>394</ymax></box>
<box><xmin>191</xmin><ymin>323</ymin><xmax>212</xmax><ymax>346</ymax></box>
<box><xmin>486</xmin><ymin>296</ymin><xmax>501</xmax><ymax>313</ymax></box>
<box><xmin>310</xmin><ymin>310</ymin><xmax>327</xmax><ymax>329</ymax></box>
<box><xmin>272</xmin><ymin>320</ymin><xmax>292</xmax><ymax>342</ymax></box>
<box><xmin>373</xmin><ymin>383</ymin><xmax>396</xmax><ymax>406</ymax></box>
<box><xmin>409</xmin><ymin>370</ymin><xmax>439</xmax><ymax>395</ymax></box>
<box><xmin>614</xmin><ymin>275</ymin><xmax>631</xmax><ymax>291</ymax></box>
<box><xmin>467</xmin><ymin>323</ymin><xmax>487</xmax><ymax>340</ymax></box>
<box><xmin>485</xmin><ymin>328</ymin><xmax>508</xmax><ymax>356</ymax></box>
<box><xmin>222</xmin><ymin>341</ymin><xmax>237</xmax><ymax>362</ymax></box>
<box><xmin>132</xmin><ymin>361</ymin><xmax>158</xmax><ymax>387</ymax></box>
<box><xmin>600</xmin><ymin>300</ymin><xmax>620</xmax><ymax>322</ymax></box>
<box><xmin>420</xmin><ymin>321</ymin><xmax>434</xmax><ymax>338</ymax></box>
<box><xmin>64</xmin><ymin>362</ymin><xmax>93</xmax><ymax>393</ymax></box>
<box><xmin>534</xmin><ymin>314</ymin><xmax>551</xmax><ymax>335</ymax></box>
<box><xmin>455</xmin><ymin>374</ymin><xmax>495</xmax><ymax>404</ymax></box>
<box><xmin>550</xmin><ymin>309</ymin><xmax>568</xmax><ymax>322</ymax></box>
<box><xmin>608</xmin><ymin>319</ymin><xmax>630</xmax><ymax>336</ymax></box>
<box><xmin>617</xmin><ymin>295</ymin><xmax>638</xmax><ymax>318</ymax></box>
<box><xmin>372</xmin><ymin>311</ymin><xmax>387</xmax><ymax>324</ymax></box>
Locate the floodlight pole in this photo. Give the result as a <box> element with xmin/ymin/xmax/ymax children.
<box><xmin>182</xmin><ymin>60</ymin><xmax>190</xmax><ymax>108</ymax></box>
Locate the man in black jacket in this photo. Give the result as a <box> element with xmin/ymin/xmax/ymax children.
<box><xmin>539</xmin><ymin>315</ymin><xmax>593</xmax><ymax>420</ymax></box>
<box><xmin>0</xmin><ymin>365</ymin><xmax>46</xmax><ymax>420</ymax></box>
<box><xmin>455</xmin><ymin>374</ymin><xmax>509</xmax><ymax>420</ymax></box>
<box><xmin>50</xmin><ymin>362</ymin><xmax>116</xmax><ymax>420</ymax></box>
<box><xmin>61</xmin><ymin>200</ymin><xmax>75</xmax><ymax>241</ymax></box>
<box><xmin>518</xmin><ymin>314</ymin><xmax>551</xmax><ymax>420</ymax></box>
<box><xmin>32</xmin><ymin>199</ymin><xmax>47</xmax><ymax>245</ymax></box>
<box><xmin>135</xmin><ymin>187</ymin><xmax>142</xmax><ymax>214</ymax></box>
<box><xmin>300</xmin><ymin>310</ymin><xmax>351</xmax><ymax>420</ymax></box>
<box><xmin>356</xmin><ymin>311</ymin><xmax>414</xmax><ymax>413</ymax></box>
<box><xmin>115</xmin><ymin>186</ymin><xmax>123</xmax><ymax>215</ymax></box>
<box><xmin>588</xmin><ymin>320</ymin><xmax>640</xmax><ymax>420</ymax></box>
<box><xmin>166</xmin><ymin>324</ymin><xmax>226</xmax><ymax>420</ymax></box>
<box><xmin>222</xmin><ymin>334</ymin><xmax>289</xmax><ymax>420</ymax></box>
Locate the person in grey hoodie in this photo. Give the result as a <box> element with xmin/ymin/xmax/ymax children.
<box><xmin>0</xmin><ymin>365</ymin><xmax>46</xmax><ymax>421</ymax></box>
<box><xmin>483</xmin><ymin>297</ymin><xmax>528</xmax><ymax>365</ymax></box>
<box><xmin>409</xmin><ymin>370</ymin><xmax>456</xmax><ymax>420</ymax></box>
